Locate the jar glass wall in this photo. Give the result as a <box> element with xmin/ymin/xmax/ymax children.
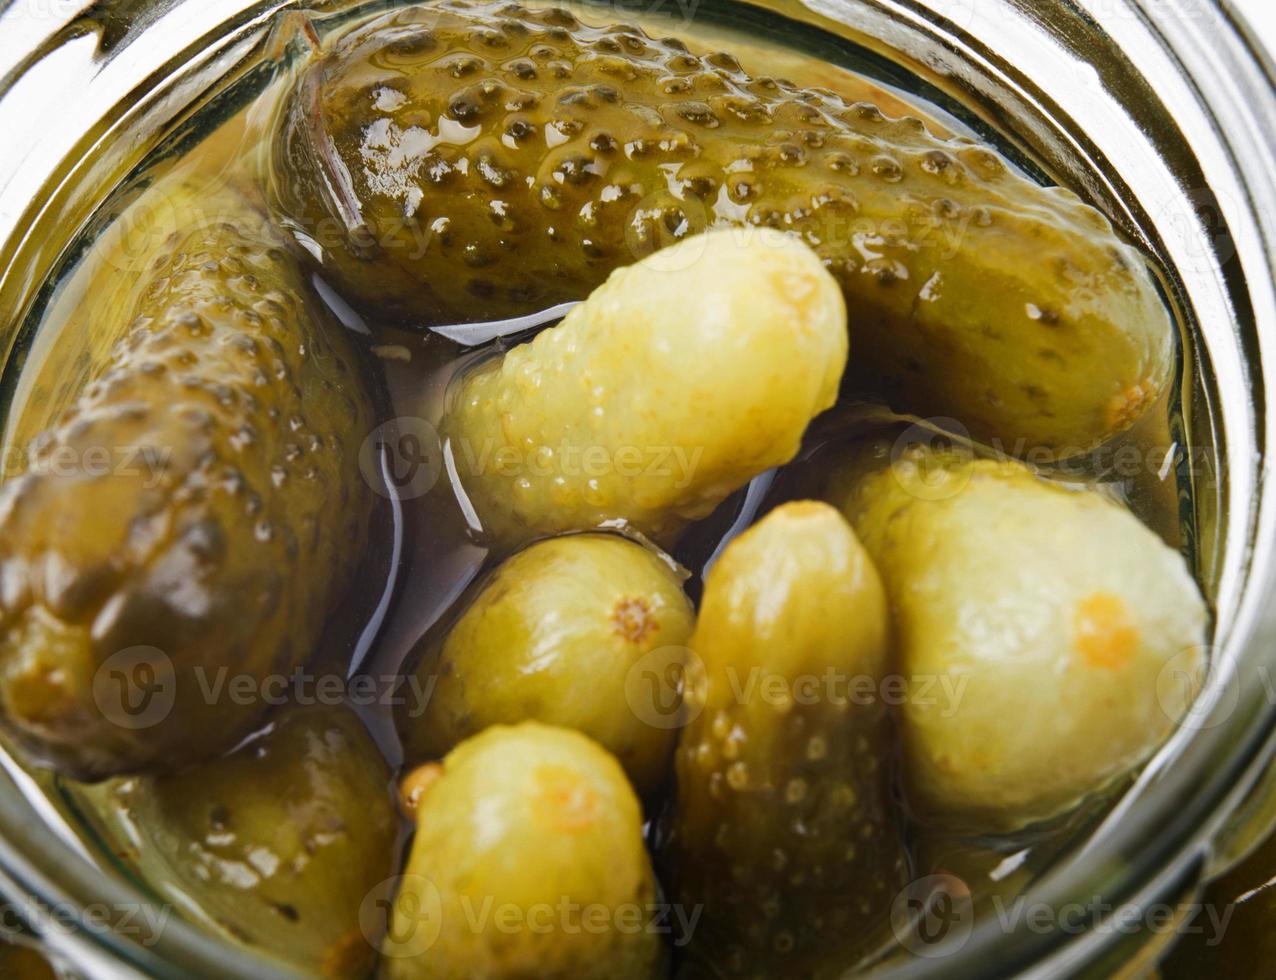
<box><xmin>0</xmin><ymin>0</ymin><xmax>1273</xmax><ymax>976</ymax></box>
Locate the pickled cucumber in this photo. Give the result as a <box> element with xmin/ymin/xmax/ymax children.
<box><xmin>663</xmin><ymin>501</ymin><xmax>907</xmax><ymax>977</ymax></box>
<box><xmin>72</xmin><ymin>705</ymin><xmax>400</xmax><ymax>978</ymax></box>
<box><xmin>0</xmin><ymin>180</ymin><xmax>375</xmax><ymax>778</ymax></box>
<box><xmin>830</xmin><ymin>439</ymin><xmax>1208</xmax><ymax>831</ymax></box>
<box><xmin>383</xmin><ymin>722</ymin><xmax>664</xmax><ymax>979</ymax></box>
<box><xmin>399</xmin><ymin>533</ymin><xmax>694</xmax><ymax>799</ymax></box>
<box><xmin>270</xmin><ymin>0</ymin><xmax>1173</xmax><ymax>454</ymax></box>
<box><xmin>441</xmin><ymin>228</ymin><xmax>846</xmax><ymax>547</ymax></box>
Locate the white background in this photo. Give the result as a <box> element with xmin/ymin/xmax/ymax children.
<box><xmin>1233</xmin><ymin>0</ymin><xmax>1276</xmax><ymax>52</ymax></box>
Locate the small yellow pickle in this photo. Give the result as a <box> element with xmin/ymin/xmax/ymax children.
<box><xmin>399</xmin><ymin>532</ymin><xmax>694</xmax><ymax>800</ymax></box>
<box><xmin>442</xmin><ymin>229</ymin><xmax>846</xmax><ymax>548</ymax></box>
<box><xmin>383</xmin><ymin>723</ymin><xmax>664</xmax><ymax>979</ymax></box>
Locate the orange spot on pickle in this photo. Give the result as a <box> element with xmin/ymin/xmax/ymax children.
<box><xmin>399</xmin><ymin>762</ymin><xmax>443</xmax><ymax>820</ymax></box>
<box><xmin>611</xmin><ymin>595</ymin><xmax>656</xmax><ymax>644</ymax></box>
<box><xmin>1105</xmin><ymin>378</ymin><xmax>1157</xmax><ymax>431</ymax></box>
<box><xmin>531</xmin><ymin>764</ymin><xmax>599</xmax><ymax>832</ymax></box>
<box><xmin>1074</xmin><ymin>593</ymin><xmax>1139</xmax><ymax>669</ymax></box>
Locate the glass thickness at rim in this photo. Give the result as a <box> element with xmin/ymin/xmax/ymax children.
<box><xmin>0</xmin><ymin>0</ymin><xmax>1273</xmax><ymax>977</ymax></box>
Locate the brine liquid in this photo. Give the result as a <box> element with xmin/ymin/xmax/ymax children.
<box><xmin>0</xmin><ymin>0</ymin><xmax>1208</xmax><ymax>970</ymax></box>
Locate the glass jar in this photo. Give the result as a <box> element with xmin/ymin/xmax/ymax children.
<box><xmin>0</xmin><ymin>0</ymin><xmax>1273</xmax><ymax>976</ymax></box>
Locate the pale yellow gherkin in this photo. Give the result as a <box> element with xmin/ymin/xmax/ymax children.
<box><xmin>442</xmin><ymin>229</ymin><xmax>847</xmax><ymax>549</ymax></box>
<box><xmin>830</xmin><ymin>440</ymin><xmax>1208</xmax><ymax>831</ymax></box>
<box><xmin>383</xmin><ymin>723</ymin><xmax>664</xmax><ymax>980</ymax></box>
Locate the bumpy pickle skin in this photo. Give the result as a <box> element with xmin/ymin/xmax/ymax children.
<box><xmin>0</xmin><ymin>181</ymin><xmax>375</xmax><ymax>779</ymax></box>
<box><xmin>399</xmin><ymin>532</ymin><xmax>694</xmax><ymax>799</ymax></box>
<box><xmin>663</xmin><ymin>501</ymin><xmax>907</xmax><ymax>978</ymax></box>
<box><xmin>73</xmin><ymin>705</ymin><xmax>401</xmax><ymax>979</ymax></box>
<box><xmin>270</xmin><ymin>0</ymin><xmax>1173</xmax><ymax>455</ymax></box>
<box><xmin>830</xmin><ymin>440</ymin><xmax>1208</xmax><ymax>832</ymax></box>
<box><xmin>441</xmin><ymin>228</ymin><xmax>846</xmax><ymax>548</ymax></box>
<box><xmin>383</xmin><ymin>722</ymin><xmax>664</xmax><ymax>980</ymax></box>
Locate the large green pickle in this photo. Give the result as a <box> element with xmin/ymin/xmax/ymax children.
<box><xmin>72</xmin><ymin>705</ymin><xmax>401</xmax><ymax>978</ymax></box>
<box><xmin>441</xmin><ymin>229</ymin><xmax>846</xmax><ymax>548</ymax></box>
<box><xmin>400</xmin><ymin>532</ymin><xmax>695</xmax><ymax>800</ymax></box>
<box><xmin>383</xmin><ymin>722</ymin><xmax>664</xmax><ymax>979</ymax></box>
<box><xmin>0</xmin><ymin>181</ymin><xmax>375</xmax><ymax>778</ymax></box>
<box><xmin>829</xmin><ymin>439</ymin><xmax>1208</xmax><ymax>831</ymax></box>
<box><xmin>663</xmin><ymin>501</ymin><xmax>907</xmax><ymax>978</ymax></box>
<box><xmin>270</xmin><ymin>0</ymin><xmax>1173</xmax><ymax>454</ymax></box>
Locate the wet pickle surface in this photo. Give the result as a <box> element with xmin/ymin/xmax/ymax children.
<box><xmin>73</xmin><ymin>705</ymin><xmax>400</xmax><ymax>978</ymax></box>
<box><xmin>399</xmin><ymin>532</ymin><xmax>694</xmax><ymax>799</ymax></box>
<box><xmin>271</xmin><ymin>0</ymin><xmax>1173</xmax><ymax>454</ymax></box>
<box><xmin>663</xmin><ymin>501</ymin><xmax>907</xmax><ymax>977</ymax></box>
<box><xmin>0</xmin><ymin>180</ymin><xmax>375</xmax><ymax>778</ymax></box>
<box><xmin>830</xmin><ymin>439</ymin><xmax>1207</xmax><ymax>831</ymax></box>
<box><xmin>384</xmin><ymin>722</ymin><xmax>664</xmax><ymax>979</ymax></box>
<box><xmin>441</xmin><ymin>229</ymin><xmax>846</xmax><ymax>548</ymax></box>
